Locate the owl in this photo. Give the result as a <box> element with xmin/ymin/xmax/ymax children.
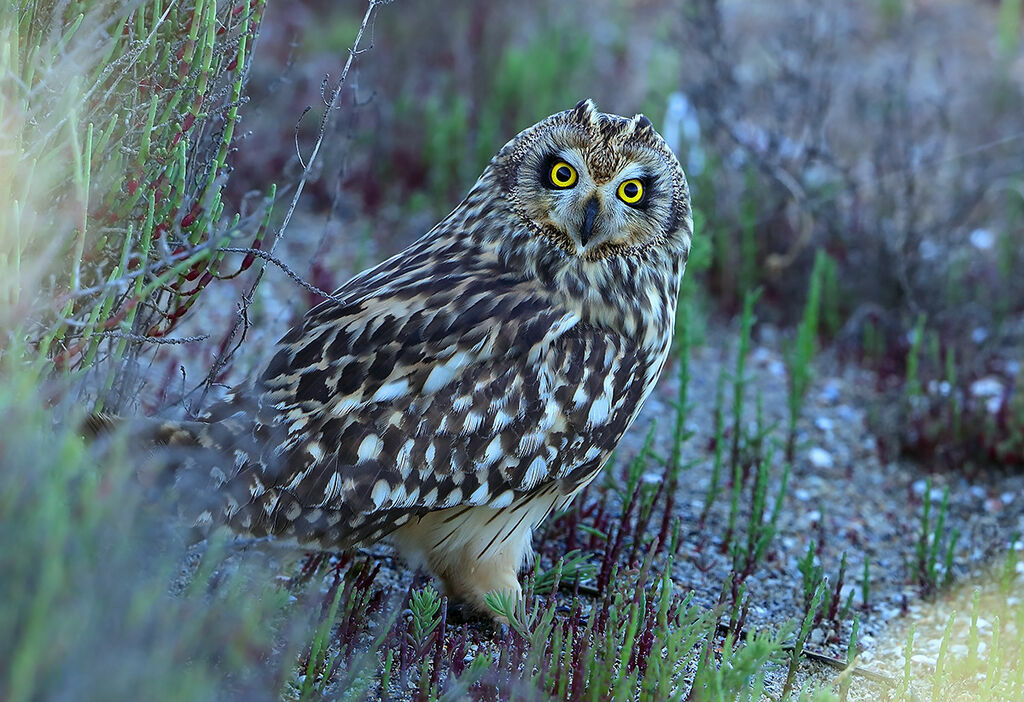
<box><xmin>92</xmin><ymin>99</ymin><xmax>692</xmax><ymax>618</ymax></box>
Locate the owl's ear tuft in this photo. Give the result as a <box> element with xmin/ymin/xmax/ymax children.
<box><xmin>629</xmin><ymin>114</ymin><xmax>655</xmax><ymax>141</ymax></box>
<box><xmin>571</xmin><ymin>99</ymin><xmax>598</xmax><ymax>124</ymax></box>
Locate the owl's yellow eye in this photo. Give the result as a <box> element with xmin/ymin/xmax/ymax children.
<box><xmin>548</xmin><ymin>161</ymin><xmax>578</xmax><ymax>188</ymax></box>
<box><xmin>617</xmin><ymin>178</ymin><xmax>644</xmax><ymax>205</ymax></box>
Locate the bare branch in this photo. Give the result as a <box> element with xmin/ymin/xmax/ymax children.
<box><xmin>294</xmin><ymin>105</ymin><xmax>312</xmax><ymax>170</ymax></box>
<box><xmin>218</xmin><ymin>247</ymin><xmax>339</xmax><ymax>302</ymax></box>
<box><xmin>95</xmin><ymin>331</ymin><xmax>211</xmax><ymax>345</ymax></box>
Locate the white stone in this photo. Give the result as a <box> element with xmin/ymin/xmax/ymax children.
<box><xmin>808</xmin><ymin>447</ymin><xmax>834</xmax><ymax>469</ymax></box>
<box><xmin>969</xmin><ymin>228</ymin><xmax>995</xmax><ymax>250</ymax></box>
<box><xmin>971</xmin><ymin>377</ymin><xmax>1004</xmax><ymax>398</ymax></box>
<box><xmin>970</xmin><ymin>376</ymin><xmax>1005</xmax><ymax>414</ymax></box>
<box><xmin>920</xmin><ymin>239</ymin><xmax>941</xmax><ymax>260</ymax></box>
<box><xmin>820</xmin><ymin>380</ymin><xmax>842</xmax><ymax>404</ymax></box>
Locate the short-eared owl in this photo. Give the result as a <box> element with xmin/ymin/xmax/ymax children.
<box><xmin>95</xmin><ymin>99</ymin><xmax>692</xmax><ymax>617</ymax></box>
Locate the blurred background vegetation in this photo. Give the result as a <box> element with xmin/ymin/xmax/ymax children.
<box><xmin>2</xmin><ymin>0</ymin><xmax>1023</xmax><ymax>700</ymax></box>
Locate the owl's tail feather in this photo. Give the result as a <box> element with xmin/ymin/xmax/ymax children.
<box><xmin>82</xmin><ymin>412</ymin><xmax>208</xmax><ymax>448</ymax></box>
<box><xmin>81</xmin><ymin>411</ymin><xmax>251</xmax><ymax>544</ymax></box>
<box><xmin>82</xmin><ymin>412</ymin><xmax>118</xmax><ymax>439</ymax></box>
<box><xmin>83</xmin><ymin>411</ymin><xmax>398</xmax><ymax>551</ymax></box>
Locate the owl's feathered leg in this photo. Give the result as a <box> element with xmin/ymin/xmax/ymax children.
<box><xmin>391</xmin><ymin>494</ymin><xmax>561</xmax><ymax>621</ymax></box>
<box><xmin>433</xmin><ymin>545</ymin><xmax>524</xmax><ymax>621</ymax></box>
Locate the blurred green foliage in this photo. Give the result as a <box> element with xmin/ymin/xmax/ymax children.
<box><xmin>415</xmin><ymin>29</ymin><xmax>593</xmax><ymax>204</ymax></box>
<box><xmin>0</xmin><ymin>360</ymin><xmax>297</xmax><ymax>702</ymax></box>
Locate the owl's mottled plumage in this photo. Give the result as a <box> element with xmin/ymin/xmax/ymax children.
<box><xmin>113</xmin><ymin>100</ymin><xmax>692</xmax><ymax>615</ymax></box>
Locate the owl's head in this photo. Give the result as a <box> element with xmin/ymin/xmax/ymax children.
<box><xmin>491</xmin><ymin>99</ymin><xmax>691</xmax><ymax>265</ymax></box>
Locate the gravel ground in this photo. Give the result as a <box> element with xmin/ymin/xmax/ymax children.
<box><xmin>627</xmin><ymin>323</ymin><xmax>1024</xmax><ymax>697</ymax></box>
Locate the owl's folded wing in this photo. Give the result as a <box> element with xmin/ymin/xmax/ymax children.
<box><xmin>209</xmin><ymin>272</ymin><xmax>648</xmax><ymax>548</ymax></box>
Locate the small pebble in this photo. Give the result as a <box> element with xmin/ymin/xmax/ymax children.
<box><xmin>819</xmin><ymin>380</ymin><xmax>841</xmax><ymax>404</ymax></box>
<box><xmin>836</xmin><ymin>404</ymin><xmax>859</xmax><ymax>421</ymax></box>
<box><xmin>969</xmin><ymin>227</ymin><xmax>994</xmax><ymax>250</ymax></box>
<box><xmin>814</xmin><ymin>417</ymin><xmax>834</xmax><ymax>432</ymax></box>
<box><xmin>808</xmin><ymin>447</ymin><xmax>834</xmax><ymax>469</ymax></box>
<box><xmin>920</xmin><ymin>239</ymin><xmax>941</xmax><ymax>260</ymax></box>
<box><xmin>970</xmin><ymin>376</ymin><xmax>1003</xmax><ymax>398</ymax></box>
<box><xmin>880</xmin><ymin>606</ymin><xmax>902</xmax><ymax>621</ymax></box>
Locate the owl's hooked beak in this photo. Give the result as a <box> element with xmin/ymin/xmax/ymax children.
<box><xmin>579</xmin><ymin>196</ymin><xmax>600</xmax><ymax>247</ymax></box>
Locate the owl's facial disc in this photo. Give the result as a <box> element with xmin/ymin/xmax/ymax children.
<box><xmin>535</xmin><ymin>150</ymin><xmax>663</xmax><ymax>257</ymax></box>
<box><xmin>498</xmin><ymin>102</ymin><xmax>689</xmax><ymax>265</ymax></box>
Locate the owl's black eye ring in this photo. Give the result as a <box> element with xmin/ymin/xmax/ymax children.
<box><xmin>617</xmin><ymin>178</ymin><xmax>645</xmax><ymax>205</ymax></box>
<box><xmin>547</xmin><ymin>160</ymin><xmax>578</xmax><ymax>189</ymax></box>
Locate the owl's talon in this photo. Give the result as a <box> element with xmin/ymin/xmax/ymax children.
<box><xmin>444</xmin><ymin>600</ymin><xmax>477</xmax><ymax>625</ymax></box>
